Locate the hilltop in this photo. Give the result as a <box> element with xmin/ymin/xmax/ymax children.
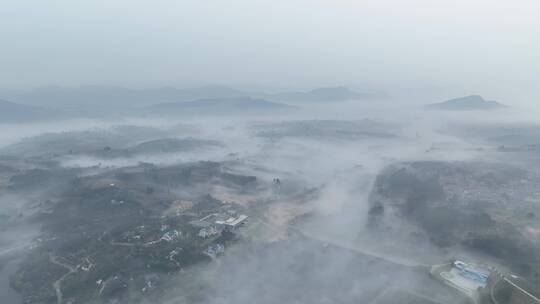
<box><xmin>427</xmin><ymin>95</ymin><xmax>505</xmax><ymax>110</ymax></box>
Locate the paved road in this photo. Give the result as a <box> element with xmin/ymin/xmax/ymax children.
<box><xmin>503</xmin><ymin>277</ymin><xmax>540</xmax><ymax>304</ymax></box>
<box><xmin>49</xmin><ymin>254</ymin><xmax>77</xmax><ymax>304</ymax></box>
<box><xmin>288</xmin><ymin>224</ymin><xmax>431</xmax><ymax>268</ymax></box>
<box><xmin>0</xmin><ymin>243</ymin><xmax>30</xmax><ymax>257</ymax></box>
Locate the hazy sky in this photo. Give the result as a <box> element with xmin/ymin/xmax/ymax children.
<box><xmin>1</xmin><ymin>0</ymin><xmax>539</xmax><ymax>100</ymax></box>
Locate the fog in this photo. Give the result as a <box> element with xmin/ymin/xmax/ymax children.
<box><xmin>2</xmin><ymin>0</ymin><xmax>540</xmax><ymax>105</ymax></box>
<box><xmin>2</xmin><ymin>101</ymin><xmax>536</xmax><ymax>302</ymax></box>
<box><xmin>1</xmin><ymin>1</ymin><xmax>540</xmax><ymax>303</ymax></box>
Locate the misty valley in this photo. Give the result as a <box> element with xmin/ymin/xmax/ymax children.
<box><xmin>0</xmin><ymin>88</ymin><xmax>538</xmax><ymax>304</ymax></box>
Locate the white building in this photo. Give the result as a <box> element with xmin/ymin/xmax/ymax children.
<box><xmin>215</xmin><ymin>214</ymin><xmax>248</xmax><ymax>229</ymax></box>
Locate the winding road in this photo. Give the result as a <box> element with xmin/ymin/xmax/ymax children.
<box><xmin>49</xmin><ymin>254</ymin><xmax>77</xmax><ymax>304</ymax></box>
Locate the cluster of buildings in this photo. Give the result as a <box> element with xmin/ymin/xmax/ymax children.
<box><xmin>440</xmin><ymin>173</ymin><xmax>540</xmax><ymax>209</ymax></box>
<box><xmin>435</xmin><ymin>260</ymin><xmax>492</xmax><ymax>300</ymax></box>
<box><xmin>452</xmin><ymin>260</ymin><xmax>490</xmax><ymax>287</ymax></box>
<box><xmin>204</xmin><ymin>244</ymin><xmax>225</xmax><ymax>259</ymax></box>
<box><xmin>160</xmin><ymin>229</ymin><xmax>182</xmax><ymax>242</ymax></box>
<box><xmin>190</xmin><ymin>211</ymin><xmax>249</xmax><ymax>239</ymax></box>
<box><xmin>435</xmin><ymin>260</ymin><xmax>540</xmax><ymax>304</ymax></box>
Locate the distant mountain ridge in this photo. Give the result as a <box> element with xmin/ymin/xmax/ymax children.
<box><xmin>0</xmin><ymin>85</ymin><xmax>385</xmax><ymax>108</ymax></box>
<box><xmin>0</xmin><ymin>99</ymin><xmax>60</xmax><ymax>122</ymax></box>
<box><xmin>427</xmin><ymin>95</ymin><xmax>505</xmax><ymax>110</ymax></box>
<box><xmin>0</xmin><ymin>85</ymin><xmax>248</xmax><ymax>108</ymax></box>
<box><xmin>148</xmin><ymin>96</ymin><xmax>294</xmax><ymax>116</ymax></box>
<box><xmin>0</xmin><ymin>85</ymin><xmax>383</xmax><ymax>119</ymax></box>
<box><xmin>268</xmin><ymin>86</ymin><xmax>384</xmax><ymax>102</ymax></box>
